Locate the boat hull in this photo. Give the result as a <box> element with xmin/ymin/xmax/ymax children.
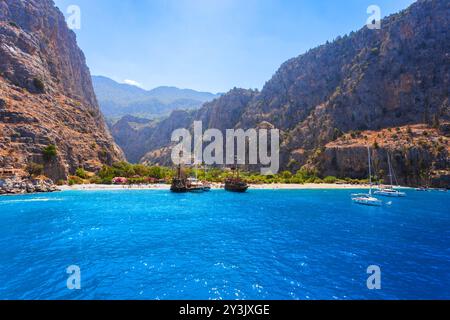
<box><xmin>224</xmin><ymin>185</ymin><xmax>249</xmax><ymax>192</ymax></box>
<box><xmin>170</xmin><ymin>178</ymin><xmax>188</xmax><ymax>193</ymax></box>
<box><xmin>353</xmin><ymin>199</ymin><xmax>382</xmax><ymax>206</ymax></box>
<box><xmin>352</xmin><ymin>196</ymin><xmax>382</xmax><ymax>206</ymax></box>
<box><xmin>374</xmin><ymin>190</ymin><xmax>406</xmax><ymax>197</ymax></box>
<box><xmin>188</xmin><ymin>187</ymin><xmax>205</xmax><ymax>193</ymax></box>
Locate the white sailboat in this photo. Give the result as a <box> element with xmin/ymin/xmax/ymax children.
<box><xmin>187</xmin><ymin>157</ymin><xmax>205</xmax><ymax>193</ymax></box>
<box><xmin>186</xmin><ymin>176</ymin><xmax>205</xmax><ymax>192</ymax></box>
<box><xmin>352</xmin><ymin>147</ymin><xmax>383</xmax><ymax>206</ymax></box>
<box><xmin>374</xmin><ymin>152</ymin><xmax>406</xmax><ymax>197</ymax></box>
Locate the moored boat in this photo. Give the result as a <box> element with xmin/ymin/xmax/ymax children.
<box><xmin>172</xmin><ymin>160</ymin><xmax>211</xmax><ymax>193</ymax></box>
<box><xmin>224</xmin><ymin>161</ymin><xmax>248</xmax><ymax>193</ymax></box>
<box><xmin>170</xmin><ymin>178</ymin><xmax>188</xmax><ymax>193</ymax></box>
<box><xmin>374</xmin><ymin>188</ymin><xmax>406</xmax><ymax>197</ymax></box>
<box><xmin>186</xmin><ymin>177</ymin><xmax>205</xmax><ymax>193</ymax></box>
<box><xmin>374</xmin><ymin>151</ymin><xmax>406</xmax><ymax>197</ymax></box>
<box><xmin>170</xmin><ymin>165</ymin><xmax>188</xmax><ymax>193</ymax></box>
<box><xmin>352</xmin><ymin>194</ymin><xmax>383</xmax><ymax>206</ymax></box>
<box><xmin>224</xmin><ymin>178</ymin><xmax>249</xmax><ymax>192</ymax></box>
<box><xmin>352</xmin><ymin>147</ymin><xmax>382</xmax><ymax>206</ymax></box>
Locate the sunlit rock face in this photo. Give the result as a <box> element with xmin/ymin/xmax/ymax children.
<box><xmin>136</xmin><ymin>0</ymin><xmax>449</xmax><ymax>187</ymax></box>
<box><xmin>0</xmin><ymin>0</ymin><xmax>124</xmax><ymax>181</ymax></box>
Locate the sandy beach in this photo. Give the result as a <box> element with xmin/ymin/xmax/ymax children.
<box><xmin>58</xmin><ymin>183</ymin><xmax>389</xmax><ymax>191</ymax></box>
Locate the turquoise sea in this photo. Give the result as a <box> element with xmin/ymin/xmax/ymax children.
<box><xmin>0</xmin><ymin>189</ymin><xmax>449</xmax><ymax>300</ymax></box>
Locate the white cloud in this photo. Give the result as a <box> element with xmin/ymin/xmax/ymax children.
<box><xmin>123</xmin><ymin>79</ymin><xmax>143</xmax><ymax>88</ymax></box>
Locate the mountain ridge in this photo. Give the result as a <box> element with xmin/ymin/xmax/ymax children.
<box><xmin>92</xmin><ymin>75</ymin><xmax>219</xmax><ymax>120</ymax></box>
<box><xmin>133</xmin><ymin>0</ymin><xmax>449</xmax><ymax>187</ymax></box>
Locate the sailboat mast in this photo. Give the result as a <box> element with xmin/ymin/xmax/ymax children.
<box><xmin>368</xmin><ymin>147</ymin><xmax>372</xmax><ymax>195</ymax></box>
<box><xmin>234</xmin><ymin>155</ymin><xmax>239</xmax><ymax>179</ymax></box>
<box><xmin>387</xmin><ymin>152</ymin><xmax>394</xmax><ymax>187</ymax></box>
<box><xmin>204</xmin><ymin>162</ymin><xmax>207</xmax><ymax>180</ymax></box>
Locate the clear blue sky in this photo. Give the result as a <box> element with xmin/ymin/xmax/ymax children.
<box><xmin>54</xmin><ymin>0</ymin><xmax>415</xmax><ymax>93</ymax></box>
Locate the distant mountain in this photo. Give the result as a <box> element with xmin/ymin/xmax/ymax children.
<box><xmin>109</xmin><ymin>88</ymin><xmax>256</xmax><ymax>163</ymax></box>
<box><xmin>92</xmin><ymin>76</ymin><xmax>219</xmax><ymax>120</ymax></box>
<box><xmin>146</xmin><ymin>86</ymin><xmax>220</xmax><ymax>104</ymax></box>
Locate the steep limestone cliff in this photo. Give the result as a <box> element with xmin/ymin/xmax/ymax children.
<box><xmin>0</xmin><ymin>0</ymin><xmax>124</xmax><ymax>181</ymax></box>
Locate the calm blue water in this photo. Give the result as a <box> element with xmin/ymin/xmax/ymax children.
<box><xmin>0</xmin><ymin>189</ymin><xmax>449</xmax><ymax>300</ymax></box>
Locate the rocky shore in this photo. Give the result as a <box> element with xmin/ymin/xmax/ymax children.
<box><xmin>0</xmin><ymin>177</ymin><xmax>58</xmax><ymax>195</ymax></box>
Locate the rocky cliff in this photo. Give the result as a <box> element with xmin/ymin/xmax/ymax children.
<box><xmin>0</xmin><ymin>0</ymin><xmax>124</xmax><ymax>181</ymax></box>
<box><xmin>115</xmin><ymin>0</ymin><xmax>450</xmax><ymax>187</ymax></box>
<box><xmin>313</xmin><ymin>124</ymin><xmax>449</xmax><ymax>188</ymax></box>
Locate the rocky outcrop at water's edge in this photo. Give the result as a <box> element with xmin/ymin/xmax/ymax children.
<box><xmin>0</xmin><ymin>177</ymin><xmax>58</xmax><ymax>195</ymax></box>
